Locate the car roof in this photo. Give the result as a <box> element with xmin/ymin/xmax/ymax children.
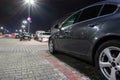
<box><xmin>60</xmin><ymin>0</ymin><xmax>120</xmax><ymax>26</ymax></box>
<box><xmin>104</xmin><ymin>0</ymin><xmax>120</xmax><ymax>3</ymax></box>
<box><xmin>75</xmin><ymin>0</ymin><xmax>120</xmax><ymax>14</ymax></box>
<box><xmin>93</xmin><ymin>0</ymin><xmax>120</xmax><ymax>5</ymax></box>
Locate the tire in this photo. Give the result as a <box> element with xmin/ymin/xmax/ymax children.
<box><xmin>48</xmin><ymin>39</ymin><xmax>56</xmax><ymax>54</ymax></box>
<box><xmin>40</xmin><ymin>38</ymin><xmax>42</xmax><ymax>42</ymax></box>
<box><xmin>28</xmin><ymin>37</ymin><xmax>31</xmax><ymax>41</ymax></box>
<box><xmin>95</xmin><ymin>40</ymin><xmax>120</xmax><ymax>80</ymax></box>
<box><xmin>20</xmin><ymin>38</ymin><xmax>22</xmax><ymax>41</ymax></box>
<box><xmin>41</xmin><ymin>38</ymin><xmax>43</xmax><ymax>42</ymax></box>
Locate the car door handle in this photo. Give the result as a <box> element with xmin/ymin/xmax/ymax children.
<box><xmin>64</xmin><ymin>31</ymin><xmax>70</xmax><ymax>33</ymax></box>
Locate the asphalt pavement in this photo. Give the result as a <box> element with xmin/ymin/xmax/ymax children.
<box><xmin>0</xmin><ymin>38</ymin><xmax>101</xmax><ymax>80</ymax></box>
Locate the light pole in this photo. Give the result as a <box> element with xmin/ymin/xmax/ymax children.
<box><xmin>24</xmin><ymin>0</ymin><xmax>35</xmax><ymax>33</ymax></box>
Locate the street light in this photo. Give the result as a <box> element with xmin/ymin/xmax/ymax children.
<box><xmin>24</xmin><ymin>0</ymin><xmax>35</xmax><ymax>33</ymax></box>
<box><xmin>15</xmin><ymin>30</ymin><xmax>18</xmax><ymax>32</ymax></box>
<box><xmin>24</xmin><ymin>0</ymin><xmax>35</xmax><ymax>5</ymax></box>
<box><xmin>21</xmin><ymin>25</ymin><xmax>26</xmax><ymax>29</ymax></box>
<box><xmin>22</xmin><ymin>20</ymin><xmax>27</xmax><ymax>24</ymax></box>
<box><xmin>0</xmin><ymin>27</ymin><xmax>4</xmax><ymax>30</ymax></box>
<box><xmin>19</xmin><ymin>29</ymin><xmax>22</xmax><ymax>33</ymax></box>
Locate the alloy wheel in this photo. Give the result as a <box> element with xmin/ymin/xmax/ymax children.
<box><xmin>99</xmin><ymin>47</ymin><xmax>120</xmax><ymax>80</ymax></box>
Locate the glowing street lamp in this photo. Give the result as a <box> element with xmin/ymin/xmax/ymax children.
<box><xmin>24</xmin><ymin>0</ymin><xmax>35</xmax><ymax>5</ymax></box>
<box><xmin>22</xmin><ymin>20</ymin><xmax>27</xmax><ymax>24</ymax></box>
<box><xmin>19</xmin><ymin>29</ymin><xmax>22</xmax><ymax>32</ymax></box>
<box><xmin>24</xmin><ymin>0</ymin><xmax>36</xmax><ymax>33</ymax></box>
<box><xmin>15</xmin><ymin>30</ymin><xmax>18</xmax><ymax>32</ymax></box>
<box><xmin>21</xmin><ymin>25</ymin><xmax>26</xmax><ymax>29</ymax></box>
<box><xmin>0</xmin><ymin>27</ymin><xmax>4</xmax><ymax>30</ymax></box>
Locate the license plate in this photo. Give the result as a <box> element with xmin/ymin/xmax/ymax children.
<box><xmin>24</xmin><ymin>37</ymin><xmax>28</xmax><ymax>39</ymax></box>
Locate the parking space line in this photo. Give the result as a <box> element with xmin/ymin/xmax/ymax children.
<box><xmin>40</xmin><ymin>51</ymin><xmax>81</xmax><ymax>80</ymax></box>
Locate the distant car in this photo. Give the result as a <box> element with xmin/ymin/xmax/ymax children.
<box><xmin>4</xmin><ymin>34</ymin><xmax>10</xmax><ymax>38</ymax></box>
<box><xmin>15</xmin><ymin>33</ymin><xmax>20</xmax><ymax>39</ymax></box>
<box><xmin>15</xmin><ymin>35</ymin><xmax>20</xmax><ymax>39</ymax></box>
<box><xmin>38</xmin><ymin>32</ymin><xmax>51</xmax><ymax>42</ymax></box>
<box><xmin>34</xmin><ymin>30</ymin><xmax>45</xmax><ymax>40</ymax></box>
<box><xmin>20</xmin><ymin>32</ymin><xmax>31</xmax><ymax>41</ymax></box>
<box><xmin>49</xmin><ymin>0</ymin><xmax>120</xmax><ymax>80</ymax></box>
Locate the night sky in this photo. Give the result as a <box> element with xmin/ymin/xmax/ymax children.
<box><xmin>0</xmin><ymin>0</ymin><xmax>102</xmax><ymax>33</ymax></box>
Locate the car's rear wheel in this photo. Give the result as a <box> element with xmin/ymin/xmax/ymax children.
<box><xmin>20</xmin><ymin>38</ymin><xmax>22</xmax><ymax>41</ymax></box>
<box><xmin>49</xmin><ymin>39</ymin><xmax>56</xmax><ymax>54</ymax></box>
<box><xmin>29</xmin><ymin>38</ymin><xmax>31</xmax><ymax>41</ymax></box>
<box><xmin>95</xmin><ymin>40</ymin><xmax>120</xmax><ymax>80</ymax></box>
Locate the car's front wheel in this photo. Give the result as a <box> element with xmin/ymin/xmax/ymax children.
<box><xmin>95</xmin><ymin>40</ymin><xmax>120</xmax><ymax>80</ymax></box>
<box><xmin>49</xmin><ymin>39</ymin><xmax>56</xmax><ymax>54</ymax></box>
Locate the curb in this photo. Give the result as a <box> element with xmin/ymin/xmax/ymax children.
<box><xmin>41</xmin><ymin>51</ymin><xmax>81</xmax><ymax>80</ymax></box>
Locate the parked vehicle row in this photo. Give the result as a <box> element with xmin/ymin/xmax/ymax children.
<box><xmin>12</xmin><ymin>31</ymin><xmax>51</xmax><ymax>42</ymax></box>
<box><xmin>48</xmin><ymin>0</ymin><xmax>120</xmax><ymax>80</ymax></box>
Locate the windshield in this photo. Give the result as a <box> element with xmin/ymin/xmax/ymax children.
<box><xmin>43</xmin><ymin>33</ymin><xmax>51</xmax><ymax>35</ymax></box>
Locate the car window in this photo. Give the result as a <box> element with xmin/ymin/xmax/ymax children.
<box><xmin>63</xmin><ymin>17</ymin><xmax>75</xmax><ymax>27</ymax></box>
<box><xmin>99</xmin><ymin>4</ymin><xmax>117</xmax><ymax>16</ymax></box>
<box><xmin>61</xmin><ymin>11</ymin><xmax>81</xmax><ymax>30</ymax></box>
<box><xmin>43</xmin><ymin>33</ymin><xmax>51</xmax><ymax>35</ymax></box>
<box><xmin>78</xmin><ymin>5</ymin><xmax>102</xmax><ymax>22</ymax></box>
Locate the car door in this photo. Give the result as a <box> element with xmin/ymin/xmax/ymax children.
<box><xmin>56</xmin><ymin>11</ymin><xmax>81</xmax><ymax>51</ymax></box>
<box><xmin>60</xmin><ymin>5</ymin><xmax>103</xmax><ymax>55</ymax></box>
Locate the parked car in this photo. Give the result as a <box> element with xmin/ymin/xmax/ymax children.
<box><xmin>48</xmin><ymin>0</ymin><xmax>120</xmax><ymax>80</ymax></box>
<box><xmin>34</xmin><ymin>30</ymin><xmax>45</xmax><ymax>40</ymax></box>
<box><xmin>20</xmin><ymin>32</ymin><xmax>31</xmax><ymax>41</ymax></box>
<box><xmin>15</xmin><ymin>35</ymin><xmax>20</xmax><ymax>39</ymax></box>
<box><xmin>38</xmin><ymin>32</ymin><xmax>51</xmax><ymax>42</ymax></box>
<box><xmin>15</xmin><ymin>33</ymin><xmax>20</xmax><ymax>39</ymax></box>
<box><xmin>4</xmin><ymin>34</ymin><xmax>11</xmax><ymax>38</ymax></box>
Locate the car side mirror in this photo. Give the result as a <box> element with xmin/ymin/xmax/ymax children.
<box><xmin>54</xmin><ymin>24</ymin><xmax>62</xmax><ymax>31</ymax></box>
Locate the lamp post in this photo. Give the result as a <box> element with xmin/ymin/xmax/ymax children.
<box><xmin>24</xmin><ymin>0</ymin><xmax>35</xmax><ymax>33</ymax></box>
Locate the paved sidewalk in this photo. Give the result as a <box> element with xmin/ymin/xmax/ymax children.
<box><xmin>0</xmin><ymin>39</ymin><xmax>90</xmax><ymax>80</ymax></box>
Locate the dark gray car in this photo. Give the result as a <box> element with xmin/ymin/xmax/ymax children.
<box><xmin>48</xmin><ymin>0</ymin><xmax>120</xmax><ymax>80</ymax></box>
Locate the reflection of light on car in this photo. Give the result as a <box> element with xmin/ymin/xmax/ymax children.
<box><xmin>94</xmin><ymin>37</ymin><xmax>98</xmax><ymax>40</ymax></box>
<box><xmin>93</xmin><ymin>26</ymin><xmax>99</xmax><ymax>31</ymax></box>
